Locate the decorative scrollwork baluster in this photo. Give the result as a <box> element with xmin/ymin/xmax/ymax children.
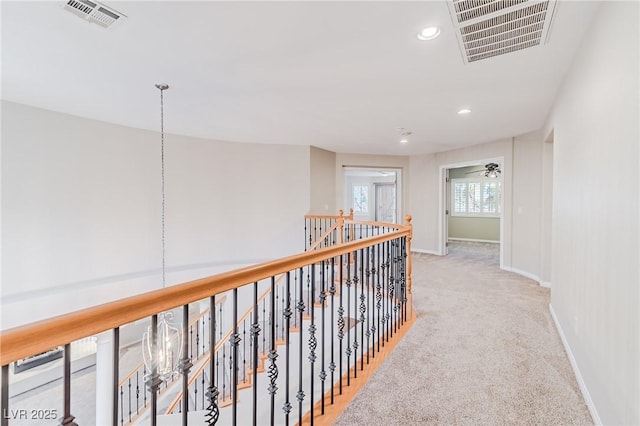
<box><xmin>308</xmin><ymin>263</ymin><xmax>317</xmax><ymax>423</ymax></box>
<box><xmin>251</xmin><ymin>281</ymin><xmax>261</xmax><ymax>426</ymax></box>
<box><xmin>282</xmin><ymin>272</ymin><xmax>292</xmax><ymax>424</ymax></box>
<box><xmin>338</xmin><ymin>254</ymin><xmax>345</xmax><ymax>394</ymax></box>
<box><xmin>352</xmin><ymin>250</ymin><xmax>359</xmax><ymax>378</ymax></box>
<box><xmin>297</xmin><ymin>267</ymin><xmax>306</xmax><ymax>425</ymax></box>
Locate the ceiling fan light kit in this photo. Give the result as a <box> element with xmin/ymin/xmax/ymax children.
<box><xmin>465</xmin><ymin>162</ymin><xmax>502</xmax><ymax>178</ymax></box>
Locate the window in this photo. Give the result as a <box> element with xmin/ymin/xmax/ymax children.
<box><xmin>353</xmin><ymin>185</ymin><xmax>369</xmax><ymax>213</ymax></box>
<box><xmin>451</xmin><ymin>178</ymin><xmax>501</xmax><ymax>217</ymax></box>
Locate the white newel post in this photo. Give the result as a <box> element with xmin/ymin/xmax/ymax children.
<box><xmin>96</xmin><ymin>331</ymin><xmax>115</xmax><ymax>426</ymax></box>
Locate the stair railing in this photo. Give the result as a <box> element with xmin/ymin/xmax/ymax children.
<box><xmin>0</xmin><ymin>214</ymin><xmax>413</xmax><ymax>426</ymax></box>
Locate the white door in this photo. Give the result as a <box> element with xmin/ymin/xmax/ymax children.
<box><xmin>375</xmin><ymin>183</ymin><xmax>396</xmax><ymax>223</ymax></box>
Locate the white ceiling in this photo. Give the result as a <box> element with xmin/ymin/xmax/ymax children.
<box><xmin>1</xmin><ymin>1</ymin><xmax>598</xmax><ymax>155</ymax></box>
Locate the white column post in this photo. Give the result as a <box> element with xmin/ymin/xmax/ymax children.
<box><xmin>95</xmin><ymin>331</ymin><xmax>115</xmax><ymax>426</ymax></box>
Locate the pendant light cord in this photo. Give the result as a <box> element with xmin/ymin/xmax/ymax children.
<box><xmin>157</xmin><ymin>84</ymin><xmax>169</xmax><ymax>289</ymax></box>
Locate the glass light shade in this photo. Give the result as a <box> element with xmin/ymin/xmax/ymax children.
<box><xmin>142</xmin><ymin>311</ymin><xmax>182</xmax><ymax>380</ymax></box>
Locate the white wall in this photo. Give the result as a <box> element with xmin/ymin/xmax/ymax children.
<box><xmin>309</xmin><ymin>146</ymin><xmax>336</xmax><ymax>215</ymax></box>
<box><xmin>544</xmin><ymin>2</ymin><xmax>639</xmax><ymax>424</ymax></box>
<box><xmin>511</xmin><ymin>131</ymin><xmax>543</xmax><ymax>278</ymax></box>
<box><xmin>1</xmin><ymin>101</ymin><xmax>310</xmax><ymax>329</ymax></box>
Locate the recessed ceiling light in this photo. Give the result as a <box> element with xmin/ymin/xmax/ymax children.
<box><xmin>457</xmin><ymin>108</ymin><xmax>472</xmax><ymax>115</ymax></box>
<box><xmin>417</xmin><ymin>26</ymin><xmax>441</xmax><ymax>41</ymax></box>
<box><xmin>400</xmin><ymin>138</ymin><xmax>409</xmax><ymax>144</ymax></box>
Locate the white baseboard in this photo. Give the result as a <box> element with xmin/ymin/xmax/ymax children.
<box><xmin>540</xmin><ymin>281</ymin><xmax>552</xmax><ymax>288</ymax></box>
<box><xmin>447</xmin><ymin>237</ymin><xmax>500</xmax><ymax>244</ymax></box>
<box><xmin>549</xmin><ymin>304</ymin><xmax>601</xmax><ymax>425</ymax></box>
<box><xmin>411</xmin><ymin>248</ymin><xmax>440</xmax><ymax>256</ymax></box>
<box><xmin>502</xmin><ymin>266</ymin><xmax>542</xmax><ymax>284</ymax></box>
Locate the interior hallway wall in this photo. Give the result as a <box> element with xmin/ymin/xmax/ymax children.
<box><xmin>544</xmin><ymin>1</ymin><xmax>639</xmax><ymax>424</ymax></box>
<box><xmin>309</xmin><ymin>146</ymin><xmax>336</xmax><ymax>215</ymax></box>
<box><xmin>1</xmin><ymin>101</ymin><xmax>311</xmax><ymax>329</ymax></box>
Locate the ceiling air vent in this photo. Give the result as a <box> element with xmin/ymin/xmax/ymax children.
<box><xmin>448</xmin><ymin>0</ymin><xmax>557</xmax><ymax>63</ymax></box>
<box><xmin>64</xmin><ymin>0</ymin><xmax>126</xmax><ymax>29</ymax></box>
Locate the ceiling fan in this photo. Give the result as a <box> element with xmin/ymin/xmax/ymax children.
<box><xmin>465</xmin><ymin>163</ymin><xmax>501</xmax><ymax>178</ymax></box>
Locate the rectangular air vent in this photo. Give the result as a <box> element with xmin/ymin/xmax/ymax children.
<box><xmin>448</xmin><ymin>0</ymin><xmax>557</xmax><ymax>63</ymax></box>
<box><xmin>64</xmin><ymin>0</ymin><xmax>126</xmax><ymax>28</ymax></box>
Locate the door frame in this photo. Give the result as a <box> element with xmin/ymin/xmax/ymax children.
<box><xmin>438</xmin><ymin>157</ymin><xmax>505</xmax><ymax>268</ymax></box>
<box><xmin>343</xmin><ymin>166</ymin><xmax>402</xmax><ymax>223</ymax></box>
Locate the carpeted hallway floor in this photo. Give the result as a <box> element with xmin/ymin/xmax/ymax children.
<box><xmin>335</xmin><ymin>242</ymin><xmax>593</xmax><ymax>425</ymax></box>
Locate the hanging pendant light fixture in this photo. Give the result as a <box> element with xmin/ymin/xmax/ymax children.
<box><xmin>142</xmin><ymin>83</ymin><xmax>182</xmax><ymax>382</ymax></box>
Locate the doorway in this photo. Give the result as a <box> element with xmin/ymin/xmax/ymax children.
<box><xmin>343</xmin><ymin>167</ymin><xmax>401</xmax><ymax>224</ymax></box>
<box><xmin>439</xmin><ymin>158</ymin><xmax>504</xmax><ymax>267</ymax></box>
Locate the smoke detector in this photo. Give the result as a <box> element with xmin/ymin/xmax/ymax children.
<box><xmin>448</xmin><ymin>0</ymin><xmax>558</xmax><ymax>63</ymax></box>
<box><xmin>64</xmin><ymin>0</ymin><xmax>126</xmax><ymax>28</ymax></box>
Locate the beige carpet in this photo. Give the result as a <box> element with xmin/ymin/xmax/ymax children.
<box><xmin>335</xmin><ymin>242</ymin><xmax>592</xmax><ymax>425</ymax></box>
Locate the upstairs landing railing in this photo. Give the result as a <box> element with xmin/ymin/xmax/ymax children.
<box><xmin>0</xmin><ymin>213</ymin><xmax>413</xmax><ymax>426</ymax></box>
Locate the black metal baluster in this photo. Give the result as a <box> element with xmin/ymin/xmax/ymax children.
<box><xmin>268</xmin><ymin>277</ymin><xmax>278</xmax><ymax>426</ymax></box>
<box><xmin>143</xmin><ymin>366</ymin><xmax>148</xmax><ymax>408</ymax></box>
<box><xmin>281</xmin><ymin>283</ymin><xmax>286</xmax><ymax>342</ymax></box>
<box><xmin>135</xmin><ymin>372</ymin><xmax>140</xmax><ymax>416</ymax></box>
<box><xmin>1</xmin><ymin>365</ymin><xmax>8</xmax><ymax>426</ymax></box>
<box><xmin>262</xmin><ymin>299</ymin><xmax>267</xmax><ymax>359</ymax></box>
<box><xmin>113</xmin><ymin>327</ymin><xmax>120</xmax><ymax>426</ymax></box>
<box><xmin>205</xmin><ymin>295</ymin><xmax>220</xmax><ymax>426</ymax></box>
<box><xmin>180</xmin><ymin>304</ymin><xmax>192</xmax><ymax>426</ymax></box>
<box><xmin>231</xmin><ymin>289</ymin><xmax>240</xmax><ymax>425</ymax></box>
<box><xmin>338</xmin><ymin>254</ymin><xmax>345</xmax><ymax>394</ymax></box>
<box><xmin>345</xmin><ymin>251</ymin><xmax>351</xmax><ymax>386</ymax></box>
<box><xmin>402</xmin><ymin>237</ymin><xmax>408</xmax><ymax>324</ymax></box>
<box><xmin>222</xmin><ymin>342</ymin><xmax>227</xmax><ymax>402</ymax></box>
<box><xmin>194</xmin><ymin>373</ymin><xmax>198</xmax><ymax>411</ymax></box>
<box><xmin>242</xmin><ymin>320</ymin><xmax>247</xmax><ymax>385</ymax></box>
<box><xmin>308</xmin><ymin>264</ymin><xmax>317</xmax><ymax>425</ymax></box>
<box><xmin>320</xmin><ymin>260</ymin><xmax>327</xmax><ymax>414</ymax></box>
<box><xmin>383</xmin><ymin>241</ymin><xmax>389</xmax><ymax>345</ymax></box>
<box><xmin>252</xmin><ymin>281</ymin><xmax>260</xmax><ymax>426</ymax></box>
<box><xmin>297</xmin><ymin>267</ymin><xmax>306</xmax><ymax>426</ymax></box>
<box><xmin>376</xmin><ymin>243</ymin><xmax>382</xmax><ymax>354</ymax></box>
<box><xmin>202</xmin><ymin>371</ymin><xmax>205</xmax><ymax>412</ymax></box>
<box><xmin>282</xmin><ymin>272</ymin><xmax>292</xmax><ymax>425</ymax></box>
<box><xmin>305</xmin><ymin>218</ymin><xmax>309</xmax><ymax>251</ymax></box>
<box><xmin>196</xmin><ymin>314</ymin><xmax>200</xmax><ymax>360</ymax></box>
<box><xmin>329</xmin><ymin>257</ymin><xmax>336</xmax><ymax>404</ymax></box>
<box><xmin>391</xmin><ymin>240</ymin><xmax>397</xmax><ymax>337</ymax></box>
<box><xmin>352</xmin><ymin>250</ymin><xmax>359</xmax><ymax>379</ymax></box>
<box><xmin>365</xmin><ymin>247</ymin><xmax>371</xmax><ymax>364</ymax></box>
<box><xmin>275</xmin><ymin>285</ymin><xmax>280</xmax><ymax>343</ymax></box>
<box><xmin>306</xmin><ymin>266</ymin><xmax>311</xmax><ymax>317</ymax></box>
<box><xmin>120</xmin><ymin>385</ymin><xmax>124</xmax><ymax>426</ymax></box>
<box><xmin>60</xmin><ymin>344</ymin><xmax>77</xmax><ymax>426</ymax></box>
<box><xmin>190</xmin><ymin>324</ymin><xmax>194</xmax><ymax>360</ymax></box>
<box><xmin>360</xmin><ymin>248</ymin><xmax>366</xmax><ymax>371</ymax></box>
<box><xmin>128</xmin><ymin>378</ymin><xmax>132</xmax><ymax>423</ymax></box>
<box><xmin>202</xmin><ymin>316</ymin><xmax>206</xmax><ymax>358</ymax></box>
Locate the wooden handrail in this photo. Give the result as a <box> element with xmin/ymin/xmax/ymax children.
<box><xmin>1</xmin><ymin>228</ymin><xmax>409</xmax><ymax>366</ymax></box>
